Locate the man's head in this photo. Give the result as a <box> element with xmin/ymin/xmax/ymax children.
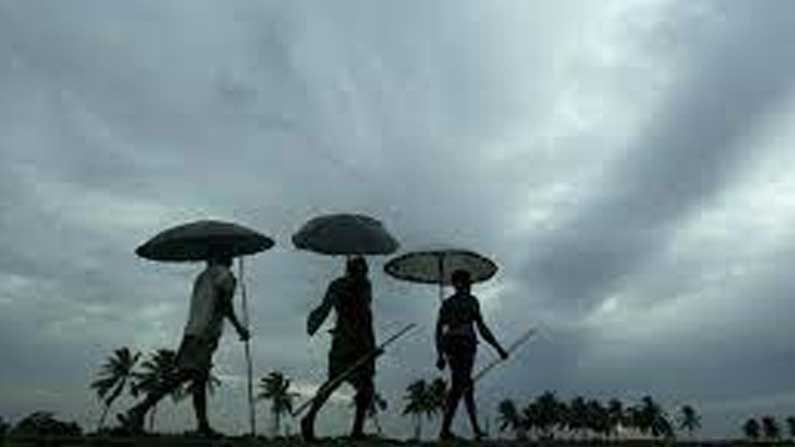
<box><xmin>346</xmin><ymin>255</ymin><xmax>369</xmax><ymax>280</ymax></box>
<box><xmin>451</xmin><ymin>269</ymin><xmax>472</xmax><ymax>293</ymax></box>
<box><xmin>207</xmin><ymin>253</ymin><xmax>233</xmax><ymax>268</ymax></box>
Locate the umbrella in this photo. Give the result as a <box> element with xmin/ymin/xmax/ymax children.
<box><xmin>292</xmin><ymin>213</ymin><xmax>399</xmax><ymax>256</ymax></box>
<box><xmin>136</xmin><ymin>220</ymin><xmax>273</xmax><ymax>261</ymax></box>
<box><xmin>136</xmin><ymin>219</ymin><xmax>273</xmax><ymax>437</ymax></box>
<box><xmin>383</xmin><ymin>248</ymin><xmax>498</xmax><ymax>302</ymax></box>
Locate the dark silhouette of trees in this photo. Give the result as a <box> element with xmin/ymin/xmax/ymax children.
<box><xmin>11</xmin><ymin>412</ymin><xmax>82</xmax><ymax>437</ymax></box>
<box><xmin>257</xmin><ymin>371</ymin><xmax>298</xmax><ymax>438</ymax></box>
<box><xmin>402</xmin><ymin>379</ymin><xmax>429</xmax><ymax>440</ymax></box>
<box><xmin>744</xmin><ymin>418</ymin><xmax>761</xmax><ymax>440</ymax></box>
<box><xmin>567</xmin><ymin>396</ymin><xmax>588</xmax><ymax>439</ymax></box>
<box><xmin>606</xmin><ymin>398</ymin><xmax>624</xmax><ymax>439</ymax></box>
<box><xmin>786</xmin><ymin>416</ymin><xmax>795</xmax><ymax>440</ymax></box>
<box><xmin>761</xmin><ymin>416</ymin><xmax>780</xmax><ymax>441</ymax></box>
<box><xmin>497</xmin><ymin>399</ymin><xmax>526</xmax><ymax>440</ymax></box>
<box><xmin>90</xmin><ymin>347</ymin><xmax>140</xmax><ymax>430</ymax></box>
<box><xmin>0</xmin><ymin>416</ymin><xmax>9</xmax><ymax>437</ymax></box>
<box><xmin>494</xmin><ymin>393</ymin><xmax>688</xmax><ymax>441</ymax></box>
<box><xmin>402</xmin><ymin>378</ymin><xmax>446</xmax><ymax>440</ymax></box>
<box><xmin>533</xmin><ymin>391</ymin><xmax>565</xmax><ymax>439</ymax></box>
<box><xmin>678</xmin><ymin>404</ymin><xmax>701</xmax><ymax>438</ymax></box>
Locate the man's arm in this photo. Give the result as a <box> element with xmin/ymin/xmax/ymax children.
<box><xmin>435</xmin><ymin>307</ymin><xmax>446</xmax><ymax>370</ymax></box>
<box><xmin>307</xmin><ymin>282</ymin><xmax>337</xmax><ymax>336</ymax></box>
<box><xmin>218</xmin><ymin>276</ymin><xmax>250</xmax><ymax>341</ymax></box>
<box><xmin>474</xmin><ymin>300</ymin><xmax>508</xmax><ymax>359</ymax></box>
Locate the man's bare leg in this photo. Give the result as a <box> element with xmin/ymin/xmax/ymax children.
<box><xmin>301</xmin><ymin>379</ymin><xmax>340</xmax><ymax>441</ymax></box>
<box><xmin>120</xmin><ymin>369</ymin><xmax>193</xmax><ymax>433</ymax></box>
<box><xmin>464</xmin><ymin>384</ymin><xmax>485</xmax><ymax>439</ymax></box>
<box><xmin>351</xmin><ymin>380</ymin><xmax>374</xmax><ymax>438</ymax></box>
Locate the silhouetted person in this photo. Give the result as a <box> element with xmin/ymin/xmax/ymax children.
<box><xmin>436</xmin><ymin>269</ymin><xmax>508</xmax><ymax>441</ymax></box>
<box><xmin>118</xmin><ymin>255</ymin><xmax>249</xmax><ymax>437</ymax></box>
<box><xmin>301</xmin><ymin>256</ymin><xmax>376</xmax><ymax>441</ymax></box>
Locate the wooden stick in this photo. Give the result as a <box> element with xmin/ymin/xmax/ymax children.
<box><xmin>292</xmin><ymin>323</ymin><xmax>417</xmax><ymax>416</ymax></box>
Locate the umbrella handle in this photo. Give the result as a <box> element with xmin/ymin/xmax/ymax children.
<box><xmin>238</xmin><ymin>257</ymin><xmax>256</xmax><ymax>437</ymax></box>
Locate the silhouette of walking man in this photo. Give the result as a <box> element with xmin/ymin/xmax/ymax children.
<box><xmin>118</xmin><ymin>255</ymin><xmax>250</xmax><ymax>437</ymax></box>
<box><xmin>301</xmin><ymin>256</ymin><xmax>376</xmax><ymax>441</ymax></box>
<box><xmin>436</xmin><ymin>269</ymin><xmax>508</xmax><ymax>441</ymax></box>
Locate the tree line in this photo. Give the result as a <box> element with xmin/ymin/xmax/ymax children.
<box><xmin>3</xmin><ymin>345</ymin><xmax>795</xmax><ymax>442</ymax></box>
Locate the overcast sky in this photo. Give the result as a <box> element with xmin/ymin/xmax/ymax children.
<box><xmin>2</xmin><ymin>0</ymin><xmax>795</xmax><ymax>440</ymax></box>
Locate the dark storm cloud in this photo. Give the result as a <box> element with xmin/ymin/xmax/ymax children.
<box><xmin>1</xmin><ymin>0</ymin><xmax>795</xmax><ymax>439</ymax></box>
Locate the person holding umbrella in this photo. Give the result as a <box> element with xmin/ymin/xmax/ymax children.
<box><xmin>117</xmin><ymin>220</ymin><xmax>273</xmax><ymax>437</ymax></box>
<box><xmin>118</xmin><ymin>253</ymin><xmax>250</xmax><ymax>437</ymax></box>
<box><xmin>301</xmin><ymin>255</ymin><xmax>378</xmax><ymax>441</ymax></box>
<box><xmin>436</xmin><ymin>269</ymin><xmax>508</xmax><ymax>441</ymax></box>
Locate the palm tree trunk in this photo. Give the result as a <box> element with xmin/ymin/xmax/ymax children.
<box><xmin>275</xmin><ymin>409</ymin><xmax>281</xmax><ymax>438</ymax></box>
<box><xmin>149</xmin><ymin>406</ymin><xmax>157</xmax><ymax>432</ymax></box>
<box><xmin>98</xmin><ymin>404</ymin><xmax>111</xmax><ymax>431</ymax></box>
<box><xmin>414</xmin><ymin>414</ymin><xmax>422</xmax><ymax>440</ymax></box>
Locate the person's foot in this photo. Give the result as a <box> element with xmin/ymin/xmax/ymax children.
<box><xmin>116</xmin><ymin>408</ymin><xmax>145</xmax><ymax>435</ymax></box>
<box><xmin>300</xmin><ymin>415</ymin><xmax>316</xmax><ymax>442</ymax></box>
<box><xmin>473</xmin><ymin>429</ymin><xmax>487</xmax><ymax>441</ymax></box>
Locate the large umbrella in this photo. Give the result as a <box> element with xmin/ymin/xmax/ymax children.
<box><xmin>383</xmin><ymin>248</ymin><xmax>498</xmax><ymax>302</ymax></box>
<box><xmin>136</xmin><ymin>219</ymin><xmax>273</xmax><ymax>437</ymax></box>
<box><xmin>292</xmin><ymin>213</ymin><xmax>399</xmax><ymax>256</ymax></box>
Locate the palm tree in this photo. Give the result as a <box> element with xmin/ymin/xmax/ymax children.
<box><xmin>636</xmin><ymin>395</ymin><xmax>673</xmax><ymax>439</ymax></box>
<box><xmin>623</xmin><ymin>404</ymin><xmax>642</xmax><ymax>436</ymax></box>
<box><xmin>585</xmin><ymin>399</ymin><xmax>610</xmax><ymax>440</ymax></box>
<box><xmin>678</xmin><ymin>405</ymin><xmax>701</xmax><ymax>439</ymax></box>
<box><xmin>402</xmin><ymin>379</ymin><xmax>431</xmax><ymax>440</ymax></box>
<box><xmin>786</xmin><ymin>416</ymin><xmax>795</xmax><ymax>440</ymax></box>
<box><xmin>257</xmin><ymin>371</ymin><xmax>298</xmax><ymax>438</ymax></box>
<box><xmin>90</xmin><ymin>347</ymin><xmax>141</xmax><ymax>430</ymax></box>
<box><xmin>521</xmin><ymin>402</ymin><xmax>539</xmax><ymax>440</ymax></box>
<box><xmin>534</xmin><ymin>391</ymin><xmax>563</xmax><ymax>439</ymax></box>
<box><xmin>427</xmin><ymin>377</ymin><xmax>448</xmax><ymax>416</ymax></box>
<box><xmin>0</xmin><ymin>416</ymin><xmax>9</xmax><ymax>437</ymax></box>
<box><xmin>567</xmin><ymin>396</ymin><xmax>588</xmax><ymax>439</ymax></box>
<box><xmin>607</xmin><ymin>399</ymin><xmax>624</xmax><ymax>439</ymax></box>
<box><xmin>743</xmin><ymin>418</ymin><xmax>760</xmax><ymax>441</ymax></box>
<box><xmin>132</xmin><ymin>349</ymin><xmax>178</xmax><ymax>431</ymax></box>
<box><xmin>497</xmin><ymin>399</ymin><xmax>526</xmax><ymax>440</ymax></box>
<box><xmin>761</xmin><ymin>416</ymin><xmax>780</xmax><ymax>441</ymax></box>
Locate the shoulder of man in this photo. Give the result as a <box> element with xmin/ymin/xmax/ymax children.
<box><xmin>212</xmin><ymin>265</ymin><xmax>236</xmax><ymax>290</ymax></box>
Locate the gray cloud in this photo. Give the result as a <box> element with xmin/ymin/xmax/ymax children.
<box><xmin>1</xmin><ymin>0</ymin><xmax>794</xmax><ymax>439</ymax></box>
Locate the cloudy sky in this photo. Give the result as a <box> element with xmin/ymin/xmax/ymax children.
<box><xmin>2</xmin><ymin>0</ymin><xmax>795</xmax><ymax>440</ymax></box>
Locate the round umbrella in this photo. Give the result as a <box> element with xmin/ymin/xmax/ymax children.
<box><xmin>135</xmin><ymin>219</ymin><xmax>273</xmax><ymax>437</ymax></box>
<box><xmin>292</xmin><ymin>213</ymin><xmax>399</xmax><ymax>256</ymax></box>
<box><xmin>136</xmin><ymin>220</ymin><xmax>274</xmax><ymax>261</ymax></box>
<box><xmin>383</xmin><ymin>248</ymin><xmax>498</xmax><ymax>302</ymax></box>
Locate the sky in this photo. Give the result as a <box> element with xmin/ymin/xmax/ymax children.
<box><xmin>1</xmin><ymin>0</ymin><xmax>795</xmax><ymax>440</ymax></box>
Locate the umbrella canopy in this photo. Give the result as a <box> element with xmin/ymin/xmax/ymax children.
<box><xmin>292</xmin><ymin>213</ymin><xmax>399</xmax><ymax>256</ymax></box>
<box><xmin>384</xmin><ymin>249</ymin><xmax>498</xmax><ymax>286</ymax></box>
<box><xmin>136</xmin><ymin>220</ymin><xmax>274</xmax><ymax>262</ymax></box>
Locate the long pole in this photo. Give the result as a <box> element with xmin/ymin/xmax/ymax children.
<box><xmin>291</xmin><ymin>323</ymin><xmax>417</xmax><ymax>417</ymax></box>
<box><xmin>469</xmin><ymin>326</ymin><xmax>538</xmax><ymax>388</ymax></box>
<box><xmin>239</xmin><ymin>257</ymin><xmax>256</xmax><ymax>437</ymax></box>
